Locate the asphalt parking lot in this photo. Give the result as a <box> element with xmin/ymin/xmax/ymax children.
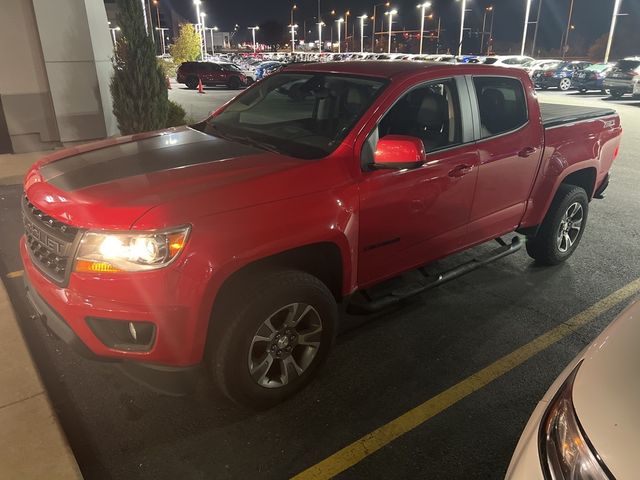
<box><xmin>1</xmin><ymin>89</ymin><xmax>639</xmax><ymax>480</ymax></box>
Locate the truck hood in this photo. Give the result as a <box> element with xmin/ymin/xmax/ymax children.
<box><xmin>24</xmin><ymin>126</ymin><xmax>312</xmax><ymax>229</ymax></box>
<box><xmin>572</xmin><ymin>299</ymin><xmax>640</xmax><ymax>479</ymax></box>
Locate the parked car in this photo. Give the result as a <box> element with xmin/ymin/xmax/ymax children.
<box><xmin>523</xmin><ymin>59</ymin><xmax>561</xmax><ymax>78</ymax></box>
<box><xmin>483</xmin><ymin>55</ymin><xmax>534</xmax><ymax>68</ymax></box>
<box><xmin>604</xmin><ymin>57</ymin><xmax>640</xmax><ymax>98</ymax></box>
<box><xmin>533</xmin><ymin>61</ymin><xmax>592</xmax><ymax>91</ymax></box>
<box><xmin>255</xmin><ymin>61</ymin><xmax>284</xmax><ymax>80</ymax></box>
<box><xmin>21</xmin><ymin>62</ymin><xmax>621</xmax><ymax>408</ymax></box>
<box><xmin>506</xmin><ymin>298</ymin><xmax>640</xmax><ymax>479</ymax></box>
<box><xmin>176</xmin><ymin>61</ymin><xmax>248</xmax><ymax>90</ymax></box>
<box><xmin>572</xmin><ymin>63</ymin><xmax>614</xmax><ymax>93</ymax></box>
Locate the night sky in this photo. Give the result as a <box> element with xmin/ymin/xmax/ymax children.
<box><xmin>164</xmin><ymin>0</ymin><xmax>639</xmax><ymax>53</ymax></box>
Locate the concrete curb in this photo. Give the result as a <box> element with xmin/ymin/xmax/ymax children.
<box><xmin>0</xmin><ymin>150</ymin><xmax>83</xmax><ymax>478</ymax></box>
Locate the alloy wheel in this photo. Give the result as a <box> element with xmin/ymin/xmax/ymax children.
<box><xmin>556</xmin><ymin>202</ymin><xmax>584</xmax><ymax>253</ymax></box>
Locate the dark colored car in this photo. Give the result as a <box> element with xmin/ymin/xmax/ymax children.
<box><xmin>572</xmin><ymin>63</ymin><xmax>614</xmax><ymax>93</ymax></box>
<box><xmin>255</xmin><ymin>61</ymin><xmax>283</xmax><ymax>80</ymax></box>
<box><xmin>533</xmin><ymin>61</ymin><xmax>592</xmax><ymax>91</ymax></box>
<box><xmin>176</xmin><ymin>62</ymin><xmax>248</xmax><ymax>90</ymax></box>
<box><xmin>604</xmin><ymin>58</ymin><xmax>640</xmax><ymax>98</ymax></box>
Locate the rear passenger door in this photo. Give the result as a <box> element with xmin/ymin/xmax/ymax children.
<box><xmin>466</xmin><ymin>76</ymin><xmax>543</xmax><ymax>244</ymax></box>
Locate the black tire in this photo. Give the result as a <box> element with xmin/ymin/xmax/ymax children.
<box><xmin>578</xmin><ymin>88</ymin><xmax>587</xmax><ymax>94</ymax></box>
<box><xmin>228</xmin><ymin>76</ymin><xmax>242</xmax><ymax>89</ymax></box>
<box><xmin>525</xmin><ymin>184</ymin><xmax>589</xmax><ymax>266</ymax></box>
<box><xmin>540</xmin><ymin>86</ymin><xmax>549</xmax><ymax>90</ymax></box>
<box><xmin>601</xmin><ymin>89</ymin><xmax>609</xmax><ymax>95</ymax></box>
<box><xmin>211</xmin><ymin>270</ymin><xmax>337</xmax><ymax>409</ymax></box>
<box><xmin>610</xmin><ymin>89</ymin><xmax>624</xmax><ymax>99</ymax></box>
<box><xmin>185</xmin><ymin>76</ymin><xmax>199</xmax><ymax>90</ymax></box>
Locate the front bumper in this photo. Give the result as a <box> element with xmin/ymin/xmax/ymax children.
<box><xmin>20</xmin><ymin>236</ymin><xmax>208</xmax><ymax>363</ymax></box>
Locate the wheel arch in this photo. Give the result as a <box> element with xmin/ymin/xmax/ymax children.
<box><xmin>561</xmin><ymin>167</ymin><xmax>597</xmax><ymax>200</ymax></box>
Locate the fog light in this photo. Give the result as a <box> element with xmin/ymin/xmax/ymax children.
<box><xmin>86</xmin><ymin>318</ymin><xmax>156</xmax><ymax>352</ymax></box>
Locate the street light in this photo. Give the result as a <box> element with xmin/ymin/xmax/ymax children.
<box><xmin>358</xmin><ymin>14</ymin><xmax>367</xmax><ymax>53</ymax></box>
<box><xmin>480</xmin><ymin>6</ymin><xmax>493</xmax><ymax>55</ymax></box>
<box><xmin>200</xmin><ymin>12</ymin><xmax>207</xmax><ymax>58</ymax></box>
<box><xmin>344</xmin><ymin>11</ymin><xmax>350</xmax><ymax>52</ymax></box>
<box><xmin>317</xmin><ymin>21</ymin><xmax>325</xmax><ymax>52</ymax></box>
<box><xmin>561</xmin><ymin>0</ymin><xmax>575</xmax><ymax>59</ymax></box>
<box><xmin>416</xmin><ymin>2</ymin><xmax>431</xmax><ymax>56</ymax></box>
<box><xmin>248</xmin><ymin>26</ymin><xmax>260</xmax><ymax>54</ymax></box>
<box><xmin>521</xmin><ymin>0</ymin><xmax>532</xmax><ymax>56</ymax></box>
<box><xmin>207</xmin><ymin>26</ymin><xmax>219</xmax><ymax>55</ymax></box>
<box><xmin>193</xmin><ymin>1</ymin><xmax>205</xmax><ymax>60</ymax></box>
<box><xmin>336</xmin><ymin>18</ymin><xmax>344</xmax><ymax>53</ymax></box>
<box><xmin>109</xmin><ymin>25</ymin><xmax>121</xmax><ymax>46</ymax></box>
<box><xmin>457</xmin><ymin>0</ymin><xmax>467</xmax><ymax>56</ymax></box>
<box><xmin>384</xmin><ymin>9</ymin><xmax>397</xmax><ymax>54</ymax></box>
<box><xmin>604</xmin><ymin>0</ymin><xmax>623</xmax><ymax>63</ymax></box>
<box><xmin>156</xmin><ymin>27</ymin><xmax>169</xmax><ymax>55</ymax></box>
<box><xmin>371</xmin><ymin>2</ymin><xmax>390</xmax><ymax>53</ymax></box>
<box><xmin>289</xmin><ymin>23</ymin><xmax>298</xmax><ymax>53</ymax></box>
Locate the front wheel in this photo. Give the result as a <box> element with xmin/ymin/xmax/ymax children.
<box><xmin>227</xmin><ymin>76</ymin><xmax>242</xmax><ymax>89</ymax></box>
<box><xmin>610</xmin><ymin>89</ymin><xmax>624</xmax><ymax>99</ymax></box>
<box><xmin>211</xmin><ymin>271</ymin><xmax>337</xmax><ymax>409</ymax></box>
<box><xmin>559</xmin><ymin>78</ymin><xmax>572</xmax><ymax>91</ymax></box>
<box><xmin>526</xmin><ymin>184</ymin><xmax>589</xmax><ymax>266</ymax></box>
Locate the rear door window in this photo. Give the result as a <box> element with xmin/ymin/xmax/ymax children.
<box><xmin>473</xmin><ymin>77</ymin><xmax>528</xmax><ymax>138</ymax></box>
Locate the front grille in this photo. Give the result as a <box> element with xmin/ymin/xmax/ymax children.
<box><xmin>22</xmin><ymin>195</ymin><xmax>80</xmax><ymax>285</ymax></box>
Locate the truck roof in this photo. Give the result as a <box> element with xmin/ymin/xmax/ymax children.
<box><xmin>284</xmin><ymin>60</ymin><xmax>524</xmax><ymax>79</ymax></box>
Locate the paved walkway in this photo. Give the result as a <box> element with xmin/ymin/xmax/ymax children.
<box><xmin>0</xmin><ymin>150</ymin><xmax>83</xmax><ymax>479</ymax></box>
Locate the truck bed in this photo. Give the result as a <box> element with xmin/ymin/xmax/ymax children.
<box><xmin>540</xmin><ymin>103</ymin><xmax>616</xmax><ymax>128</ymax></box>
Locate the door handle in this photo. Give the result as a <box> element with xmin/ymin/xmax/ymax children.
<box><xmin>518</xmin><ymin>147</ymin><xmax>537</xmax><ymax>158</ymax></box>
<box><xmin>448</xmin><ymin>164</ymin><xmax>473</xmax><ymax>178</ymax></box>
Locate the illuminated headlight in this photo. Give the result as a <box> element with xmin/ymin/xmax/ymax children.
<box><xmin>74</xmin><ymin>226</ymin><xmax>190</xmax><ymax>273</ymax></box>
<box><xmin>539</xmin><ymin>362</ymin><xmax>612</xmax><ymax>480</ymax></box>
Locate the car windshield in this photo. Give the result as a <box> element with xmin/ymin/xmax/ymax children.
<box><xmin>616</xmin><ymin>60</ymin><xmax>640</xmax><ymax>71</ymax></box>
<box><xmin>202</xmin><ymin>73</ymin><xmax>386</xmax><ymax>159</ymax></box>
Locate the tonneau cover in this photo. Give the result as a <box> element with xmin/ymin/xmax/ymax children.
<box><xmin>540</xmin><ymin>103</ymin><xmax>616</xmax><ymax>128</ymax></box>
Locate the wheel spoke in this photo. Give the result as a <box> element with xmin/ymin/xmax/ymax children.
<box><xmin>250</xmin><ymin>354</ymin><xmax>275</xmax><ymax>384</ymax></box>
<box><xmin>281</xmin><ymin>355</ymin><xmax>304</xmax><ymax>385</ymax></box>
<box><xmin>564</xmin><ymin>232</ymin><xmax>573</xmax><ymax>249</ymax></box>
<box><xmin>285</xmin><ymin>303</ymin><xmax>314</xmax><ymax>328</ymax></box>
<box><xmin>298</xmin><ymin>326</ymin><xmax>322</xmax><ymax>348</ymax></box>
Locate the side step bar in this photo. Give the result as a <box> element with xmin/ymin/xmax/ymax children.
<box><xmin>348</xmin><ymin>236</ymin><xmax>522</xmax><ymax>314</ymax></box>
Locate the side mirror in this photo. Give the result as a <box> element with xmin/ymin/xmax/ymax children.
<box><xmin>372</xmin><ymin>135</ymin><xmax>426</xmax><ymax>170</ymax></box>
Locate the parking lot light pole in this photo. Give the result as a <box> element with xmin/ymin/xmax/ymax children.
<box><xmin>208</xmin><ymin>26</ymin><xmax>218</xmax><ymax>55</ymax></box>
<box><xmin>200</xmin><ymin>12</ymin><xmax>207</xmax><ymax>56</ymax></box>
<box><xmin>385</xmin><ymin>9</ymin><xmax>397</xmax><ymax>54</ymax></box>
<box><xmin>371</xmin><ymin>2</ymin><xmax>390</xmax><ymax>53</ymax></box>
<box><xmin>561</xmin><ymin>0</ymin><xmax>575</xmax><ymax>59</ymax></box>
<box><xmin>457</xmin><ymin>0</ymin><xmax>466</xmax><ymax>56</ymax></box>
<box><xmin>317</xmin><ymin>22</ymin><xmax>325</xmax><ymax>52</ymax></box>
<box><xmin>604</xmin><ymin>0</ymin><xmax>623</xmax><ymax>63</ymax></box>
<box><xmin>487</xmin><ymin>5</ymin><xmax>496</xmax><ymax>55</ymax></box>
<box><xmin>359</xmin><ymin>14</ymin><xmax>367</xmax><ymax>53</ymax></box>
<box><xmin>480</xmin><ymin>6</ymin><xmax>492</xmax><ymax>55</ymax></box>
<box><xmin>521</xmin><ymin>0</ymin><xmax>532</xmax><ymax>56</ymax></box>
<box><xmin>289</xmin><ymin>24</ymin><xmax>298</xmax><ymax>53</ymax></box>
<box><xmin>156</xmin><ymin>27</ymin><xmax>169</xmax><ymax>55</ymax></box>
<box><xmin>249</xmin><ymin>26</ymin><xmax>259</xmax><ymax>53</ymax></box>
<box><xmin>336</xmin><ymin>18</ymin><xmax>344</xmax><ymax>53</ymax></box>
<box><xmin>193</xmin><ymin>0</ymin><xmax>204</xmax><ymax>60</ymax></box>
<box><xmin>109</xmin><ymin>25</ymin><xmax>121</xmax><ymax>46</ymax></box>
<box><xmin>417</xmin><ymin>2</ymin><xmax>431</xmax><ymax>56</ymax></box>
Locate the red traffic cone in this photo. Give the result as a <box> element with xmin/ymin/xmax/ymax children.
<box><xmin>197</xmin><ymin>77</ymin><xmax>204</xmax><ymax>94</ymax></box>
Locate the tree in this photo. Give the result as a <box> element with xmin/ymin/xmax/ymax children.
<box><xmin>110</xmin><ymin>0</ymin><xmax>168</xmax><ymax>134</ymax></box>
<box><xmin>169</xmin><ymin>24</ymin><xmax>202</xmax><ymax>64</ymax></box>
<box><xmin>589</xmin><ymin>23</ymin><xmax>640</xmax><ymax>62</ymax></box>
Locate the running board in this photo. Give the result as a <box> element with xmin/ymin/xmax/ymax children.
<box><xmin>348</xmin><ymin>236</ymin><xmax>522</xmax><ymax>314</ymax></box>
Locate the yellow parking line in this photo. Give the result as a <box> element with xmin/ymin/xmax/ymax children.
<box><xmin>292</xmin><ymin>277</ymin><xmax>640</xmax><ymax>480</ymax></box>
<box><xmin>6</xmin><ymin>270</ymin><xmax>24</xmax><ymax>279</ymax></box>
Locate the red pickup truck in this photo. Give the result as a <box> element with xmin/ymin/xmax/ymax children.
<box><xmin>21</xmin><ymin>62</ymin><xmax>621</xmax><ymax>408</ymax></box>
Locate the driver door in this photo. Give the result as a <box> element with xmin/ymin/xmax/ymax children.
<box><xmin>357</xmin><ymin>77</ymin><xmax>479</xmax><ymax>287</ymax></box>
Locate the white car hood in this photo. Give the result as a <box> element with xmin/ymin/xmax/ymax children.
<box><xmin>572</xmin><ymin>299</ymin><xmax>640</xmax><ymax>478</ymax></box>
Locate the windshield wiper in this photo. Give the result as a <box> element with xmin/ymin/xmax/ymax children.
<box><xmin>206</xmin><ymin>124</ymin><xmax>282</xmax><ymax>155</ymax></box>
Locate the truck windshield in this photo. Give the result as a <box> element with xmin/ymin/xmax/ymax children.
<box><xmin>203</xmin><ymin>73</ymin><xmax>386</xmax><ymax>159</ymax></box>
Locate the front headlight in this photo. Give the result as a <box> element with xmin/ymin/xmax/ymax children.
<box><xmin>539</xmin><ymin>362</ymin><xmax>612</xmax><ymax>480</ymax></box>
<box><xmin>74</xmin><ymin>226</ymin><xmax>190</xmax><ymax>273</ymax></box>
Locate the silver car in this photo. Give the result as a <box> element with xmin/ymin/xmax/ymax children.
<box><xmin>604</xmin><ymin>57</ymin><xmax>640</xmax><ymax>98</ymax></box>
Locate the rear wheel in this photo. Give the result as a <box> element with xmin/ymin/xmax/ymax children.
<box><xmin>610</xmin><ymin>89</ymin><xmax>624</xmax><ymax>99</ymax></box>
<box><xmin>211</xmin><ymin>270</ymin><xmax>337</xmax><ymax>409</ymax></box>
<box><xmin>185</xmin><ymin>76</ymin><xmax>199</xmax><ymax>89</ymax></box>
<box><xmin>228</xmin><ymin>76</ymin><xmax>242</xmax><ymax>89</ymax></box>
<box><xmin>559</xmin><ymin>78</ymin><xmax>572</xmax><ymax>91</ymax></box>
<box><xmin>526</xmin><ymin>184</ymin><xmax>589</xmax><ymax>266</ymax></box>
